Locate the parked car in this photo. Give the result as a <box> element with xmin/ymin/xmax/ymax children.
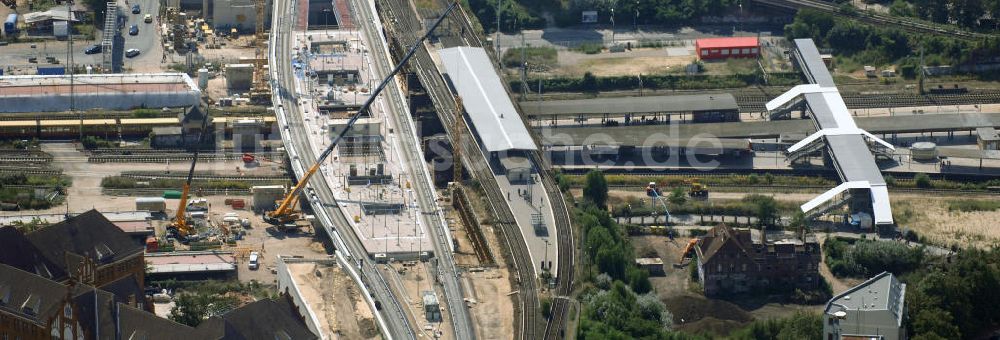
<box><xmin>84</xmin><ymin>44</ymin><xmax>101</xmax><ymax>54</ymax></box>
<box><xmin>125</xmin><ymin>48</ymin><xmax>140</xmax><ymax>58</ymax></box>
<box><xmin>143</xmin><ymin>14</ymin><xmax>152</xmax><ymax>23</ymax></box>
<box><xmin>128</xmin><ymin>24</ymin><xmax>138</xmax><ymax>35</ymax></box>
<box><xmin>248</xmin><ymin>251</ymin><xmax>260</xmax><ymax>270</ymax></box>
<box><xmin>131</xmin><ymin>4</ymin><xmax>139</xmax><ymax>14</ymax></box>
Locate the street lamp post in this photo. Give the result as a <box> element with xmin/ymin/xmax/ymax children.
<box><xmin>634</xmin><ymin>1</ymin><xmax>638</xmax><ymax>31</ymax></box>
<box><xmin>610</xmin><ymin>7</ymin><xmax>615</xmax><ymax>47</ymax></box>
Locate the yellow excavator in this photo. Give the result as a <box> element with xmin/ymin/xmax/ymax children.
<box><xmin>264</xmin><ymin>2</ymin><xmax>459</xmax><ymax>226</ymax></box>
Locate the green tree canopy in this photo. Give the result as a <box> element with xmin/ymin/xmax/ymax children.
<box><xmin>583</xmin><ymin>170</ymin><xmax>609</xmax><ymax>209</ymax></box>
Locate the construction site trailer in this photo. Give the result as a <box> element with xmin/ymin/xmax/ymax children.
<box><xmin>135</xmin><ymin>197</ymin><xmax>167</xmax><ymax>213</ymax></box>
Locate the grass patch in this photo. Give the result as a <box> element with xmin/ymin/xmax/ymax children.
<box><xmin>573</xmin><ymin>42</ymin><xmax>603</xmax><ymax>55</ymax></box>
<box><xmin>502</xmin><ymin>46</ymin><xmax>557</xmax><ymax>71</ymax></box>
<box><xmin>947</xmin><ymin>199</ymin><xmax>1000</xmax><ymax>213</ymax></box>
<box><xmin>73</xmin><ymin>24</ymin><xmax>96</xmax><ymax>40</ymax></box>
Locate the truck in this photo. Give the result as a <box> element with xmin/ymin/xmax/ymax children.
<box><xmin>4</xmin><ymin>14</ymin><xmax>17</xmax><ymax>37</ymax></box>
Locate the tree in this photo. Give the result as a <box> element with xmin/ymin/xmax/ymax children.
<box><xmin>583</xmin><ymin>170</ymin><xmax>609</xmax><ymax>209</ymax></box>
<box><xmin>540</xmin><ymin>297</ymin><xmax>553</xmax><ymax>319</ymax></box>
<box><xmin>668</xmin><ymin>187</ymin><xmax>687</xmax><ymax>206</ymax></box>
<box><xmin>911</xmin><ymin>307</ymin><xmax>962</xmax><ymax>339</ymax></box>
<box><xmin>789</xmin><ymin>211</ymin><xmax>807</xmax><ymax>231</ymax></box>
<box><xmin>627</xmin><ymin>266</ymin><xmax>652</xmax><ymax>294</ymax></box>
<box><xmin>914</xmin><ymin>173</ymin><xmax>932</xmax><ymax>188</ymax></box>
<box><xmin>743</xmin><ymin>194</ymin><xmax>778</xmax><ymax>227</ymax></box>
<box><xmin>950</xmin><ymin>0</ymin><xmax>985</xmax><ymax>28</ymax></box>
<box><xmin>581</xmin><ymin>71</ymin><xmax>599</xmax><ymax>93</ymax></box>
<box><xmin>169</xmin><ymin>294</ymin><xmax>208</xmax><ymax>327</ymax></box>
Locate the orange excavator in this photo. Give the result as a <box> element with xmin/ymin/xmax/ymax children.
<box><xmin>678</xmin><ymin>238</ymin><xmax>699</xmax><ymax>264</ymax></box>
<box><xmin>264</xmin><ymin>2</ymin><xmax>458</xmax><ymax>225</ymax></box>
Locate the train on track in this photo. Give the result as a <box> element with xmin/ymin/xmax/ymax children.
<box><xmin>0</xmin><ymin>117</ymin><xmax>276</xmax><ymax>139</ymax></box>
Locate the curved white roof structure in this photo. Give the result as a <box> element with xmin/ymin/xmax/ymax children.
<box><xmin>774</xmin><ymin>39</ymin><xmax>895</xmax><ymax>225</ymax></box>
<box><xmin>437</xmin><ymin>47</ymin><xmax>537</xmax><ymax>153</ymax></box>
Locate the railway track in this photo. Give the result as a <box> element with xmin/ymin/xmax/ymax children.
<box><xmin>88</xmin><ymin>154</ymin><xmax>263</xmax><ymax>163</ymax></box>
<box><xmin>736</xmin><ymin>90</ymin><xmax>1000</xmax><ymax>113</ymax></box>
<box><xmin>119</xmin><ymin>172</ymin><xmax>289</xmax><ymax>183</ymax></box>
<box><xmin>0</xmin><ymin>168</ymin><xmax>62</xmax><ymax>176</ymax></box>
<box><xmin>102</xmin><ymin>187</ymin><xmax>251</xmax><ymax>196</ymax></box>
<box><xmin>377</xmin><ymin>0</ymin><xmax>544</xmax><ymax>338</ymax></box>
<box><xmin>539</xmin><ymin>161</ymin><xmax>575</xmax><ymax>340</ymax></box>
<box><xmin>590</xmin><ymin>183</ymin><xmax>1000</xmax><ymax>196</ymax></box>
<box><xmin>89</xmin><ymin>148</ymin><xmax>284</xmax><ymax>156</ymax></box>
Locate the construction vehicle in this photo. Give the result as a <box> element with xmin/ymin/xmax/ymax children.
<box><xmin>645</xmin><ymin>182</ymin><xmax>661</xmax><ymax>197</ymax></box>
<box><xmin>265</xmin><ymin>2</ymin><xmax>459</xmax><ymax>225</ymax></box>
<box><xmin>678</xmin><ymin>238</ymin><xmax>699</xmax><ymax>264</ymax></box>
<box><xmin>686</xmin><ymin>179</ymin><xmax>709</xmax><ymax>199</ymax></box>
<box><xmin>166</xmin><ymin>106</ymin><xmax>211</xmax><ymax>240</ymax></box>
<box><xmin>645</xmin><ymin>182</ymin><xmax>671</xmax><ymax>224</ymax></box>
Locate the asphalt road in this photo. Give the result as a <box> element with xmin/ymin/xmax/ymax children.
<box><xmin>0</xmin><ymin>0</ymin><xmax>161</xmax><ymax>71</ymax></box>
<box><xmin>269</xmin><ymin>0</ymin><xmax>416</xmax><ymax>338</ymax></box>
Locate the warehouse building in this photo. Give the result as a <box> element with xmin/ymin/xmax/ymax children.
<box><xmin>0</xmin><ymin>73</ymin><xmax>201</xmax><ymax>113</ymax></box>
<box><xmin>696</xmin><ymin>37</ymin><xmax>759</xmax><ymax>60</ymax></box>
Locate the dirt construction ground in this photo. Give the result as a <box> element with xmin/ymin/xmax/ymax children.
<box><xmin>632</xmin><ymin>235</ymin><xmax>820</xmax><ymax>336</ymax></box>
<box><xmin>288</xmin><ymin>261</ymin><xmax>379</xmax><ymax>339</ymax></box>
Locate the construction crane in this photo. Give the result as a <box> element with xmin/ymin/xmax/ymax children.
<box><xmin>249</xmin><ymin>0</ymin><xmax>271</xmax><ymax>104</ymax></box>
<box><xmin>265</xmin><ymin>2</ymin><xmax>459</xmax><ymax>225</ymax></box>
<box><xmin>646</xmin><ymin>182</ymin><xmax>671</xmax><ymax>223</ymax></box>
<box><xmin>167</xmin><ymin>106</ymin><xmax>212</xmax><ymax>239</ymax></box>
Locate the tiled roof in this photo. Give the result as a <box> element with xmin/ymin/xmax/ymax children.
<box><xmin>0</xmin><ymin>226</ymin><xmax>67</xmax><ymax>281</ymax></box>
<box><xmin>26</xmin><ymin>209</ymin><xmax>143</xmax><ymax>267</ymax></box>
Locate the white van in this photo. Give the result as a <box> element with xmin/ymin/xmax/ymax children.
<box><xmin>248</xmin><ymin>251</ymin><xmax>260</xmax><ymax>270</ymax></box>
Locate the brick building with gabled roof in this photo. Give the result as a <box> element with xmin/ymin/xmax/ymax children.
<box><xmin>23</xmin><ymin>210</ymin><xmax>147</xmax><ymax>288</ymax></box>
<box><xmin>0</xmin><ymin>209</ymin><xmax>319</xmax><ymax>340</ymax></box>
<box><xmin>694</xmin><ymin>225</ymin><xmax>821</xmax><ymax>297</ymax></box>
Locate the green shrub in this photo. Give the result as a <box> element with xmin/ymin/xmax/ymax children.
<box><xmin>914</xmin><ymin>173</ymin><xmax>932</xmax><ymax>188</ymax></box>
<box><xmin>824</xmin><ymin>237</ymin><xmax>924</xmax><ymax>278</ymax></box>
<box><xmin>574</xmin><ymin>42</ymin><xmax>603</xmax><ymax>55</ymax></box>
<box><xmin>947</xmin><ymin>199</ymin><xmax>1000</xmax><ymax>212</ymax></box>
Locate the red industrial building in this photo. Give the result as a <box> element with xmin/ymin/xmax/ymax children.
<box><xmin>695</xmin><ymin>37</ymin><xmax>760</xmax><ymax>60</ymax></box>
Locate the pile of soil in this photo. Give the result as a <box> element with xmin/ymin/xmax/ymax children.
<box><xmin>665</xmin><ymin>295</ymin><xmax>753</xmax><ymax>335</ymax></box>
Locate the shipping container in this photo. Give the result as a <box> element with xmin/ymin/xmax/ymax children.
<box><xmin>36</xmin><ymin>66</ymin><xmax>66</xmax><ymax>75</ymax></box>
<box><xmin>4</xmin><ymin>14</ymin><xmax>17</xmax><ymax>36</ymax></box>
<box><xmin>163</xmin><ymin>190</ymin><xmax>183</xmax><ymax>199</ymax></box>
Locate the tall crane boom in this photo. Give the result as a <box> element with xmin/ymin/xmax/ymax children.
<box><xmin>265</xmin><ymin>2</ymin><xmax>459</xmax><ymax>225</ymax></box>
<box><xmin>169</xmin><ymin>106</ymin><xmax>212</xmax><ymax>238</ymax></box>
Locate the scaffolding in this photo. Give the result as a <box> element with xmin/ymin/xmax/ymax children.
<box><xmin>100</xmin><ymin>2</ymin><xmax>119</xmax><ymax>72</ymax></box>
<box><xmin>249</xmin><ymin>0</ymin><xmax>271</xmax><ymax>104</ymax></box>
